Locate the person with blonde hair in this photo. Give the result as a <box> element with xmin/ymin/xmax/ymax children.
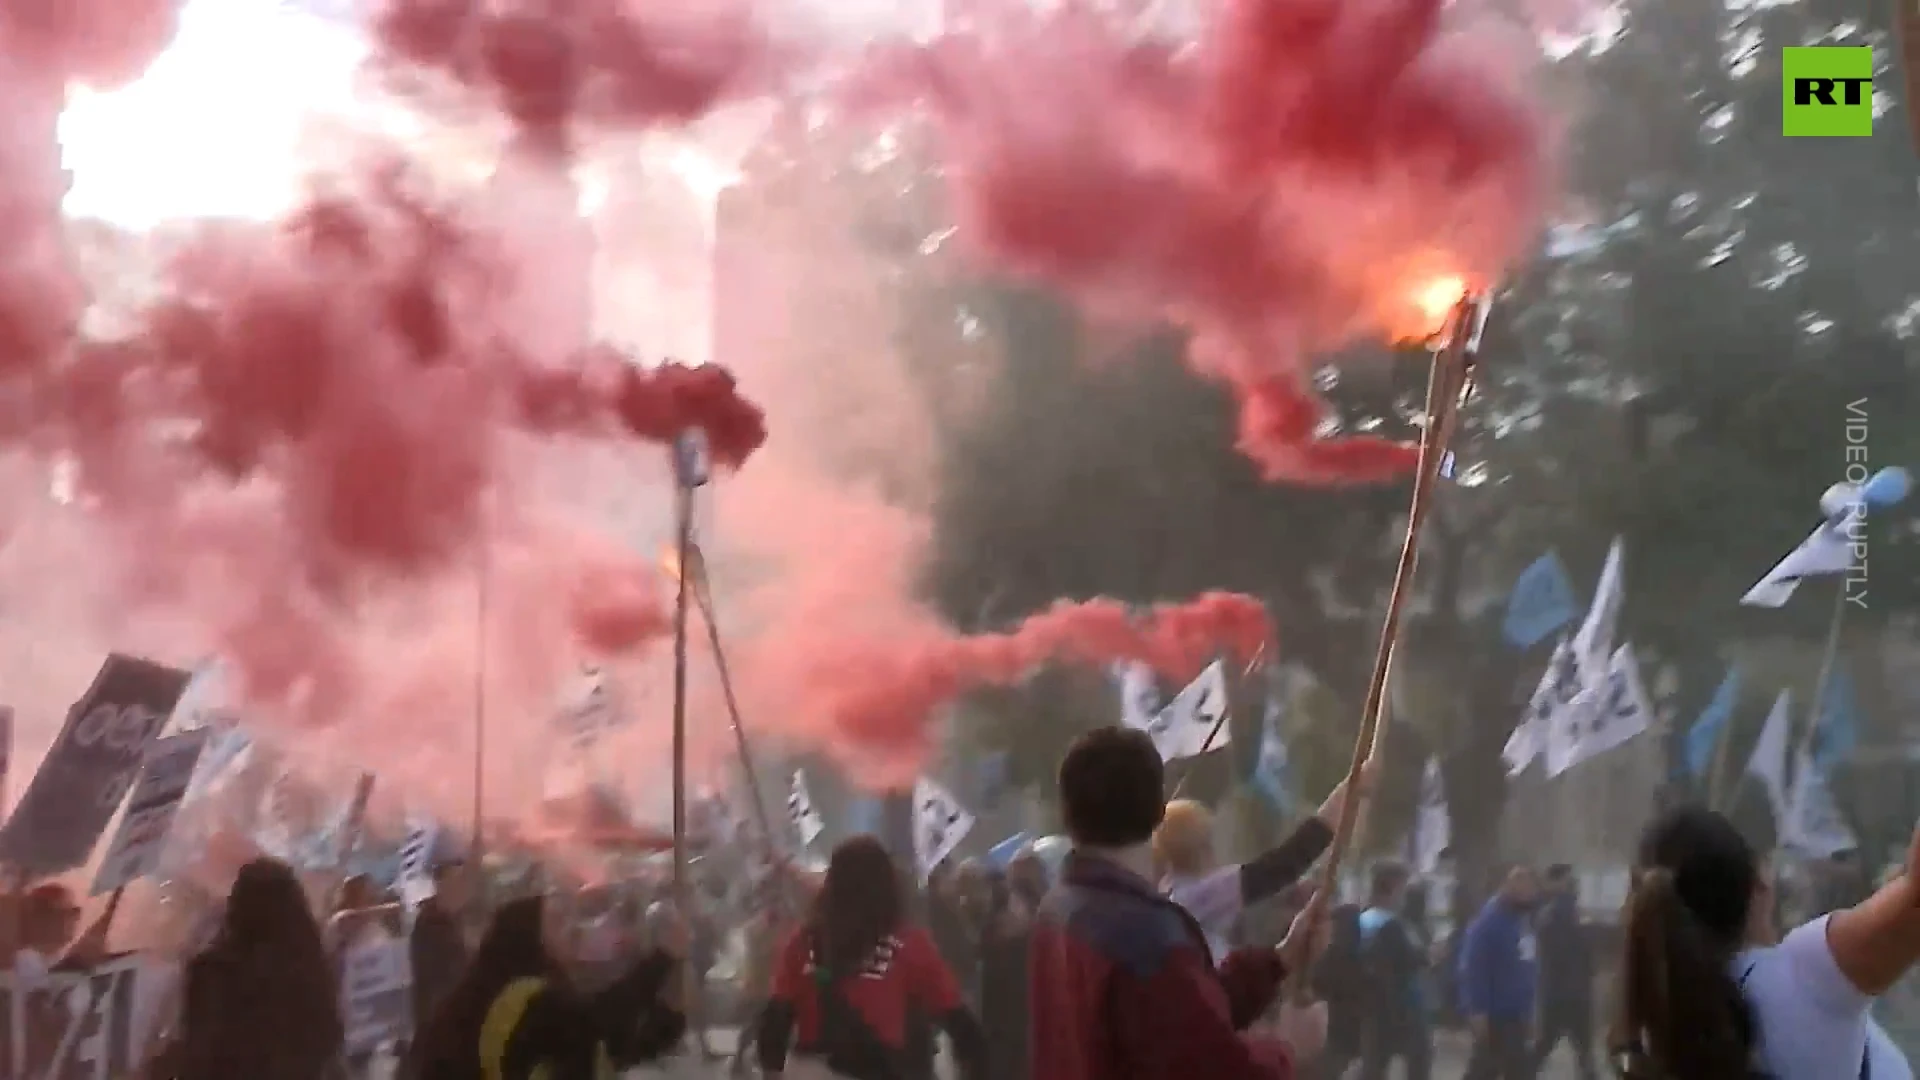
<box><xmin>1157</xmin><ymin>761</ymin><xmax>1375</xmax><ymax>963</ymax></box>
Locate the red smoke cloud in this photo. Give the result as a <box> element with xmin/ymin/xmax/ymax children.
<box><xmin>0</xmin><ymin>1</ymin><xmax>764</xmax><ymax>751</ymax></box>
<box><xmin>817</xmin><ymin>592</ymin><xmax>1270</xmax><ymax>769</ymax></box>
<box><xmin>864</xmin><ymin>0</ymin><xmax>1548</xmax><ymax>481</ymax></box>
<box><xmin>370</xmin><ymin>0</ymin><xmax>775</xmax><ymax>144</ymax></box>
<box><xmin>0</xmin><ymin>0</ymin><xmax>1551</xmax><ymax>796</ymax></box>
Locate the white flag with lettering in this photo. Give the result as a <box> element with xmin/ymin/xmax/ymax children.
<box><xmin>1145</xmin><ymin>661</ymin><xmax>1230</xmax><ymax>761</ymax></box>
<box><xmin>788</xmin><ymin>770</ymin><xmax>825</xmax><ymax>847</ymax></box>
<box><xmin>1115</xmin><ymin>662</ymin><xmax>1161</xmax><ymax>732</ymax></box>
<box><xmin>1548</xmin><ymin>644</ymin><xmax>1652</xmax><ymax>776</ymax></box>
<box><xmin>913</xmin><ymin>776</ymin><xmax>975</xmax><ymax>880</ymax></box>
<box><xmin>1571</xmin><ymin>539</ymin><xmax>1625</xmax><ymax>686</ymax></box>
<box><xmin>1782</xmin><ymin>750</ymin><xmax>1857</xmax><ymax>858</ymax></box>
<box><xmin>1507</xmin><ymin>636</ymin><xmax>1582</xmax><ymax>776</ymax></box>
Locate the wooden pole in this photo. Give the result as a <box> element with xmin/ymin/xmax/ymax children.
<box><xmin>1298</xmin><ymin>292</ymin><xmax>1486</xmax><ymax>994</ymax></box>
<box><xmin>1706</xmin><ymin>709</ymin><xmax>1738</xmax><ymax>812</ymax></box>
<box><xmin>669</xmin><ymin>478</ymin><xmax>697</xmax><ymax>1043</ymax></box>
<box><xmin>472</xmin><ymin>518</ymin><xmax>490</xmax><ymax>868</ymax></box>
<box><xmin>685</xmin><ymin>544</ymin><xmax>781</xmax><ymax>859</ymax></box>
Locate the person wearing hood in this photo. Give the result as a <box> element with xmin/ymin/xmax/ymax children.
<box><xmin>414</xmin><ymin>893</ymin><xmax>687</xmax><ymax>1080</ymax></box>
<box><xmin>147</xmin><ymin>857</ymin><xmax>345</xmax><ymax>1080</ymax></box>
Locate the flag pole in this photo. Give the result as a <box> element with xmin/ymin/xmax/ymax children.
<box><xmin>685</xmin><ymin>543</ymin><xmax>781</xmax><ymax>858</ymax></box>
<box><xmin>1798</xmin><ymin>579</ymin><xmax>1850</xmax><ymax>768</ymax></box>
<box><xmin>472</xmin><ymin>511</ymin><xmax>490</xmax><ymax>866</ymax></box>
<box><xmin>667</xmin><ymin>429</ymin><xmax>706</xmax><ymax>1051</ymax></box>
<box><xmin>670</xmin><ymin>482</ymin><xmax>693</xmax><ymax>905</ymax></box>
<box><xmin>1774</xmin><ymin>577</ymin><xmax>1850</xmax><ymax>864</ymax></box>
<box><xmin>1299</xmin><ymin>291</ymin><xmax>1489</xmax><ymax>991</ymax></box>
<box><xmin>1706</xmin><ymin>710</ymin><xmax>1738</xmax><ymax>812</ymax></box>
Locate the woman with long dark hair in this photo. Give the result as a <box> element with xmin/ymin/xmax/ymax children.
<box><xmin>1614</xmin><ymin>805</ymin><xmax>1920</xmax><ymax>1079</ymax></box>
<box><xmin>148</xmin><ymin>857</ymin><xmax>344</xmax><ymax>1080</ymax></box>
<box><xmin>758</xmin><ymin>836</ymin><xmax>987</xmax><ymax>1080</ymax></box>
<box><xmin>414</xmin><ymin>894</ymin><xmax>686</xmax><ymax>1080</ymax></box>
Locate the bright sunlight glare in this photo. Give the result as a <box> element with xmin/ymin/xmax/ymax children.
<box><xmin>58</xmin><ymin>0</ymin><xmax>371</xmax><ymax>231</ymax></box>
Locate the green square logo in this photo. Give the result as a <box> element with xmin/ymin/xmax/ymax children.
<box><xmin>1783</xmin><ymin>47</ymin><xmax>1874</xmax><ymax>136</ymax></box>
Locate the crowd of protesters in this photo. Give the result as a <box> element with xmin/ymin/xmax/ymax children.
<box><xmin>2</xmin><ymin>723</ymin><xmax>1918</xmax><ymax>1079</ymax></box>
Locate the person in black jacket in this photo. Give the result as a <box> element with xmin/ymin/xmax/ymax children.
<box><xmin>1315</xmin><ymin>902</ymin><xmax>1368</xmax><ymax>1080</ymax></box>
<box><xmin>1357</xmin><ymin>862</ymin><xmax>1432</xmax><ymax>1080</ymax></box>
<box><xmin>411</xmin><ymin>861</ymin><xmax>475</xmax><ymax>1038</ymax></box>
<box><xmin>414</xmin><ymin>894</ymin><xmax>686</xmax><ymax>1080</ymax></box>
<box><xmin>149</xmin><ymin>858</ymin><xmax>345</xmax><ymax>1080</ymax></box>
<box><xmin>1531</xmin><ymin>864</ymin><xmax>1596</xmax><ymax>1080</ymax></box>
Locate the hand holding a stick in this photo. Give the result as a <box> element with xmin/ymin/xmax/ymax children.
<box><xmin>1311</xmin><ymin>757</ymin><xmax>1381</xmax><ymax>831</ymax></box>
<box><xmin>1275</xmin><ymin>890</ymin><xmax>1332</xmax><ymax>974</ymax></box>
<box><xmin>1273</xmin><ymin>892</ymin><xmax>1332</xmax><ymax>1058</ymax></box>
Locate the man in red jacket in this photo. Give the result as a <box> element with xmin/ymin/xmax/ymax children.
<box><xmin>1030</xmin><ymin>726</ymin><xmax>1329</xmax><ymax>1080</ymax></box>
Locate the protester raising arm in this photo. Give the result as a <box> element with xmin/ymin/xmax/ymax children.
<box><xmin>1159</xmin><ymin>762</ymin><xmax>1376</xmax><ymax>955</ymax></box>
<box><xmin>1826</xmin><ymin>820</ymin><xmax>1920</xmax><ymax>995</ymax></box>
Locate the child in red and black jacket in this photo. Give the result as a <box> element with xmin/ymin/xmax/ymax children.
<box><xmin>1030</xmin><ymin>727</ymin><xmax>1332</xmax><ymax>1080</ymax></box>
<box><xmin>758</xmin><ymin>836</ymin><xmax>987</xmax><ymax>1080</ymax></box>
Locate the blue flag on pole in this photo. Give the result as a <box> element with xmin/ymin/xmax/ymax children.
<box><xmin>1685</xmin><ymin>667</ymin><xmax>1741</xmax><ymax>778</ymax></box>
<box><xmin>1815</xmin><ymin>670</ymin><xmax>1860</xmax><ymax>769</ymax></box>
<box><xmin>1502</xmin><ymin>551</ymin><xmax>1578</xmax><ymax>648</ymax></box>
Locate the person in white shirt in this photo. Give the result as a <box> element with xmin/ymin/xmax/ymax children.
<box><xmin>1616</xmin><ymin>804</ymin><xmax>1919</xmax><ymax>1080</ymax></box>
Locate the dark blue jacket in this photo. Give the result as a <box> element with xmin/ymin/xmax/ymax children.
<box><xmin>1456</xmin><ymin>897</ymin><xmax>1537</xmax><ymax>1021</ymax></box>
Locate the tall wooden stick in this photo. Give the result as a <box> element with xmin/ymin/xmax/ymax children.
<box><xmin>685</xmin><ymin>544</ymin><xmax>781</xmax><ymax>859</ymax></box>
<box><xmin>667</xmin><ymin>477</ymin><xmax>699</xmax><ymax>1051</ymax></box>
<box><xmin>472</xmin><ymin>518</ymin><xmax>490</xmax><ymax>865</ymax></box>
<box><xmin>1705</xmin><ymin>709</ymin><xmax>1738</xmax><ymax>812</ymax></box>
<box><xmin>1308</xmin><ymin>294</ymin><xmax>1487</xmax><ymax>928</ymax></box>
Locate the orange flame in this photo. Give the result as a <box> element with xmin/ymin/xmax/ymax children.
<box><xmin>1377</xmin><ymin>267</ymin><xmax>1471</xmax><ymax>344</ymax></box>
<box><xmin>659</xmin><ymin>545</ymin><xmax>706</xmax><ymax>587</ymax></box>
<box><xmin>1411</xmin><ymin>275</ymin><xmax>1469</xmax><ymax>336</ymax></box>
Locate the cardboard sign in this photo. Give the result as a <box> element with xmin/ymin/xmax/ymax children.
<box><xmin>91</xmin><ymin>730</ymin><xmax>209</xmax><ymax>894</ymax></box>
<box><xmin>0</xmin><ymin>954</ymin><xmax>147</xmax><ymax>1080</ymax></box>
<box><xmin>339</xmin><ymin>931</ymin><xmax>411</xmax><ymax>1056</ymax></box>
<box><xmin>0</xmin><ymin>656</ymin><xmax>191</xmax><ymax>876</ymax></box>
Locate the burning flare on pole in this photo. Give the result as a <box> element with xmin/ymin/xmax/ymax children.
<box><xmin>1302</xmin><ymin>275</ymin><xmax>1492</xmax><ymax>988</ymax></box>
